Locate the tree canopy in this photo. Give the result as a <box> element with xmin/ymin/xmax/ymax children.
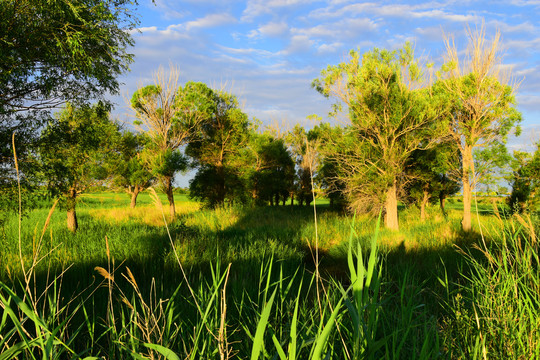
<box><xmin>0</xmin><ymin>0</ymin><xmax>138</xmax><ymax>115</ymax></box>
<box><xmin>38</xmin><ymin>102</ymin><xmax>118</xmax><ymax>232</ymax></box>
<box><xmin>313</xmin><ymin>43</ymin><xmax>441</xmax><ymax>230</ymax></box>
<box><xmin>437</xmin><ymin>26</ymin><xmax>522</xmax><ymax>231</ymax></box>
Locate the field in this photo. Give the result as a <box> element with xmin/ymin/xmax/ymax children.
<box><xmin>1</xmin><ymin>191</ymin><xmax>539</xmax><ymax>359</ymax></box>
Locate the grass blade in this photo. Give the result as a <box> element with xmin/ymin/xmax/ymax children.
<box><xmin>251</xmin><ymin>287</ymin><xmax>277</xmax><ymax>360</ymax></box>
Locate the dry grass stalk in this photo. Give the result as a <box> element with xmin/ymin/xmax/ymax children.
<box><xmin>218</xmin><ymin>263</ymin><xmax>233</xmax><ymax>360</ymax></box>
<box><xmin>94</xmin><ymin>266</ymin><xmax>114</xmax><ymax>282</ymax></box>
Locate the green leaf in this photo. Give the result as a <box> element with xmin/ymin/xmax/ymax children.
<box><xmin>251</xmin><ymin>288</ymin><xmax>277</xmax><ymax>360</ymax></box>
<box><xmin>311</xmin><ymin>296</ymin><xmax>344</xmax><ymax>360</ymax></box>
<box><xmin>143</xmin><ymin>343</ymin><xmax>181</xmax><ymax>360</ymax></box>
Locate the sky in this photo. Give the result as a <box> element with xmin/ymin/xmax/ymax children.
<box><xmin>112</xmin><ymin>0</ymin><xmax>540</xmax><ymax>186</ymax></box>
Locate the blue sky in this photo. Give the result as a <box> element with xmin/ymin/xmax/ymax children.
<box><xmin>113</xmin><ymin>0</ymin><xmax>540</xmax><ymax>185</ymax></box>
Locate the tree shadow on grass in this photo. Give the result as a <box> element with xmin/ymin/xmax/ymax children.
<box><xmin>2</xmin><ymin>199</ymin><xmax>516</xmax><ymax>358</ymax></box>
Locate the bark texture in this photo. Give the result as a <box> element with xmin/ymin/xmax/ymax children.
<box><xmin>66</xmin><ymin>189</ymin><xmax>78</xmax><ymax>233</ymax></box>
<box><xmin>461</xmin><ymin>145</ymin><xmax>474</xmax><ymax>232</ymax></box>
<box><xmin>130</xmin><ymin>186</ymin><xmax>140</xmax><ymax>208</ymax></box>
<box><xmin>384</xmin><ymin>181</ymin><xmax>399</xmax><ymax>231</ymax></box>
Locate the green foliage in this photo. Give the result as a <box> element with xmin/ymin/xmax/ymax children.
<box><xmin>0</xmin><ymin>0</ymin><xmax>139</xmax><ymax>218</ymax></box>
<box><xmin>110</xmin><ymin>132</ymin><xmax>154</xmax><ymax>190</ymax></box>
<box><xmin>245</xmin><ymin>133</ymin><xmax>295</xmax><ymax>206</ymax></box>
<box><xmin>186</xmin><ymin>86</ymin><xmax>251</xmax><ymax>207</ymax></box>
<box><xmin>508</xmin><ymin>147</ymin><xmax>540</xmax><ymax>213</ymax></box>
<box><xmin>0</xmin><ymin>0</ymin><xmax>138</xmax><ymax>116</ymax></box>
<box><xmin>313</xmin><ymin>43</ymin><xmax>441</xmax><ymax>227</ymax></box>
<box><xmin>38</xmin><ymin>102</ymin><xmax>118</xmax><ymax>198</ymax></box>
<box><xmin>404</xmin><ymin>146</ymin><xmax>461</xmax><ymax>216</ymax></box>
<box><xmin>2</xmin><ymin>191</ymin><xmax>539</xmax><ymax>358</ymax></box>
<box><xmin>440</xmin><ymin>221</ymin><xmax>540</xmax><ymax>358</ymax></box>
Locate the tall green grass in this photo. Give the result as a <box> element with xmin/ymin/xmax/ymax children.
<box><xmin>1</xmin><ymin>192</ymin><xmax>539</xmax><ymax>358</ymax></box>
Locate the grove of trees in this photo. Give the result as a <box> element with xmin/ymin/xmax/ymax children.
<box><xmin>0</xmin><ymin>1</ymin><xmax>534</xmax><ymax>233</ymax></box>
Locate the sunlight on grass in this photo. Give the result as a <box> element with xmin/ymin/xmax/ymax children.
<box><xmin>89</xmin><ymin>203</ymin><xmax>201</xmax><ymax>226</ymax></box>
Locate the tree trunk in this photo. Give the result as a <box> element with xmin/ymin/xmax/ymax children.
<box><xmin>439</xmin><ymin>194</ymin><xmax>447</xmax><ymax>217</ymax></box>
<box><xmin>420</xmin><ymin>185</ymin><xmax>429</xmax><ymax>221</ymax></box>
<box><xmin>130</xmin><ymin>186</ymin><xmax>140</xmax><ymax>208</ymax></box>
<box><xmin>384</xmin><ymin>181</ymin><xmax>399</xmax><ymax>231</ymax></box>
<box><xmin>66</xmin><ymin>189</ymin><xmax>78</xmax><ymax>233</ymax></box>
<box><xmin>290</xmin><ymin>192</ymin><xmax>294</xmax><ymax>207</ymax></box>
<box><xmin>462</xmin><ymin>145</ymin><xmax>474</xmax><ymax>232</ymax></box>
<box><xmin>165</xmin><ymin>177</ymin><xmax>176</xmax><ymax>220</ymax></box>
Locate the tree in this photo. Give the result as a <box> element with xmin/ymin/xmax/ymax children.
<box><xmin>38</xmin><ymin>102</ymin><xmax>118</xmax><ymax>232</ymax></box>
<box><xmin>285</xmin><ymin>125</ymin><xmax>320</xmax><ymax>207</ymax></box>
<box><xmin>130</xmin><ymin>67</ymin><xmax>207</xmax><ymax>219</ymax></box>
<box><xmin>1</xmin><ymin>0</ymin><xmax>139</xmax><ymax>215</ymax></box>
<box><xmin>437</xmin><ymin>25</ymin><xmax>522</xmax><ymax>231</ymax></box>
<box><xmin>0</xmin><ymin>0</ymin><xmax>138</xmax><ymax>115</ymax></box>
<box><xmin>404</xmin><ymin>146</ymin><xmax>460</xmax><ymax>220</ymax></box>
<box><xmin>186</xmin><ymin>86</ymin><xmax>251</xmax><ymax>207</ymax></box>
<box><xmin>246</xmin><ymin>132</ymin><xmax>295</xmax><ymax>206</ymax></box>
<box><xmin>313</xmin><ymin>43</ymin><xmax>440</xmax><ymax>230</ymax></box>
<box><xmin>507</xmin><ymin>147</ymin><xmax>540</xmax><ymax>214</ymax></box>
<box><xmin>309</xmin><ymin>123</ymin><xmax>348</xmax><ymax>210</ymax></box>
<box><xmin>110</xmin><ymin>131</ymin><xmax>154</xmax><ymax>208</ymax></box>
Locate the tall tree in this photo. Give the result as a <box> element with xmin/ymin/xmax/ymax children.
<box><xmin>246</xmin><ymin>133</ymin><xmax>295</xmax><ymax>206</ymax></box>
<box><xmin>313</xmin><ymin>43</ymin><xmax>440</xmax><ymax>230</ymax></box>
<box><xmin>437</xmin><ymin>26</ymin><xmax>522</xmax><ymax>231</ymax></box>
<box><xmin>507</xmin><ymin>147</ymin><xmax>540</xmax><ymax>214</ymax></box>
<box><xmin>1</xmin><ymin>0</ymin><xmax>139</xmax><ymax>214</ymax></box>
<box><xmin>109</xmin><ymin>131</ymin><xmax>154</xmax><ymax>208</ymax></box>
<box><xmin>404</xmin><ymin>146</ymin><xmax>460</xmax><ymax>220</ymax></box>
<box><xmin>186</xmin><ymin>86</ymin><xmax>250</xmax><ymax>207</ymax></box>
<box><xmin>38</xmin><ymin>102</ymin><xmax>118</xmax><ymax>232</ymax></box>
<box><xmin>285</xmin><ymin>125</ymin><xmax>320</xmax><ymax>207</ymax></box>
<box><xmin>130</xmin><ymin>67</ymin><xmax>208</xmax><ymax>219</ymax></box>
<box><xmin>0</xmin><ymin>0</ymin><xmax>138</xmax><ymax>115</ymax></box>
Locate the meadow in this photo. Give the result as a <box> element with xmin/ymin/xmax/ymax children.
<box><xmin>0</xmin><ymin>191</ymin><xmax>539</xmax><ymax>359</ymax></box>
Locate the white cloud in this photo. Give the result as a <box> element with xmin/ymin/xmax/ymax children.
<box><xmin>247</xmin><ymin>21</ymin><xmax>290</xmax><ymax>40</ymax></box>
<box><xmin>308</xmin><ymin>2</ymin><xmax>477</xmax><ymax>23</ymax></box>
<box><xmin>507</xmin><ymin>0</ymin><xmax>540</xmax><ymax>5</ymax></box>
<box><xmin>151</xmin><ymin>0</ymin><xmax>190</xmax><ymax>19</ymax></box>
<box><xmin>259</xmin><ymin>21</ymin><xmax>290</xmax><ymax>37</ymax></box>
<box><xmin>241</xmin><ymin>0</ymin><xmax>318</xmax><ymax>21</ymax></box>
<box><xmin>185</xmin><ymin>13</ymin><xmax>237</xmax><ymax>31</ymax></box>
<box><xmin>218</xmin><ymin>45</ymin><xmax>284</xmax><ymax>58</ymax></box>
<box><xmin>487</xmin><ymin>20</ymin><xmax>537</xmax><ymax>33</ymax></box>
<box><xmin>318</xmin><ymin>42</ymin><xmax>344</xmax><ymax>54</ymax></box>
<box><xmin>286</xmin><ymin>34</ymin><xmax>314</xmax><ymax>54</ymax></box>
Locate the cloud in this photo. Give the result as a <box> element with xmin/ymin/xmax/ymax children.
<box><xmin>318</xmin><ymin>42</ymin><xmax>344</xmax><ymax>54</ymax></box>
<box><xmin>241</xmin><ymin>0</ymin><xmax>318</xmax><ymax>21</ymax></box>
<box><xmin>113</xmin><ymin>0</ymin><xmax>540</xmax><ymax>145</ymax></box>
<box><xmin>507</xmin><ymin>0</ymin><xmax>540</xmax><ymax>5</ymax></box>
<box><xmin>259</xmin><ymin>21</ymin><xmax>290</xmax><ymax>37</ymax></box>
<box><xmin>151</xmin><ymin>0</ymin><xmax>190</xmax><ymax>19</ymax></box>
<box><xmin>286</xmin><ymin>34</ymin><xmax>314</xmax><ymax>54</ymax></box>
<box><xmin>487</xmin><ymin>19</ymin><xmax>537</xmax><ymax>33</ymax></box>
<box><xmin>185</xmin><ymin>13</ymin><xmax>238</xmax><ymax>31</ymax></box>
<box><xmin>247</xmin><ymin>21</ymin><xmax>290</xmax><ymax>40</ymax></box>
<box><xmin>308</xmin><ymin>2</ymin><xmax>477</xmax><ymax>23</ymax></box>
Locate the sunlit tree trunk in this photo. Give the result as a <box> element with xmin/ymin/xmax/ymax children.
<box><xmin>66</xmin><ymin>188</ymin><xmax>78</xmax><ymax>233</ymax></box>
<box><xmin>130</xmin><ymin>185</ymin><xmax>140</xmax><ymax>208</ymax></box>
<box><xmin>461</xmin><ymin>145</ymin><xmax>474</xmax><ymax>232</ymax></box>
<box><xmin>385</xmin><ymin>180</ymin><xmax>399</xmax><ymax>231</ymax></box>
